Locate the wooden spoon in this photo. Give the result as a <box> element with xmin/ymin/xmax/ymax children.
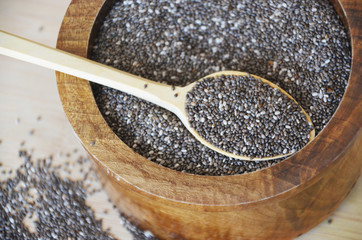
<box><xmin>0</xmin><ymin>30</ymin><xmax>315</xmax><ymax>160</ymax></box>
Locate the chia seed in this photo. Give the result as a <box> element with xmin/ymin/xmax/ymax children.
<box><xmin>0</xmin><ymin>149</ymin><xmax>157</xmax><ymax>240</ymax></box>
<box><xmin>90</xmin><ymin>0</ymin><xmax>351</xmax><ymax>175</ymax></box>
<box><xmin>0</xmin><ymin>150</ymin><xmax>115</xmax><ymax>240</ymax></box>
<box><xmin>186</xmin><ymin>74</ymin><xmax>313</xmax><ymax>158</ymax></box>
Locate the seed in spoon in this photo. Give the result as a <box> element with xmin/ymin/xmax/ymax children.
<box><xmin>186</xmin><ymin>74</ymin><xmax>314</xmax><ymax>159</ymax></box>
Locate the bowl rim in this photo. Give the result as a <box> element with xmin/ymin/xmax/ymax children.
<box><xmin>56</xmin><ymin>0</ymin><xmax>361</xmax><ymax>207</ymax></box>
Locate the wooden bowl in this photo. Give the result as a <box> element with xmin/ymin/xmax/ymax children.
<box><xmin>56</xmin><ymin>0</ymin><xmax>361</xmax><ymax>239</ymax></box>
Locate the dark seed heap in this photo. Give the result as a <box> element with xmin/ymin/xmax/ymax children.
<box><xmin>186</xmin><ymin>75</ymin><xmax>313</xmax><ymax>158</ymax></box>
<box><xmin>0</xmin><ymin>149</ymin><xmax>157</xmax><ymax>240</ymax></box>
<box><xmin>0</xmin><ymin>150</ymin><xmax>114</xmax><ymax>240</ymax></box>
<box><xmin>91</xmin><ymin>0</ymin><xmax>351</xmax><ymax>175</ymax></box>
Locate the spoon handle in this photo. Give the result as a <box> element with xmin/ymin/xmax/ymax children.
<box><xmin>0</xmin><ymin>30</ymin><xmax>177</xmax><ymax>110</ymax></box>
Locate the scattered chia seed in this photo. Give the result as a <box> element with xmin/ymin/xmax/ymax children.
<box><xmin>91</xmin><ymin>0</ymin><xmax>351</xmax><ymax>175</ymax></box>
<box><xmin>1</xmin><ymin>113</ymin><xmax>157</xmax><ymax>240</ymax></box>
<box><xmin>186</xmin><ymin>75</ymin><xmax>313</xmax><ymax>158</ymax></box>
<box><xmin>0</xmin><ymin>150</ymin><xmax>115</xmax><ymax>240</ymax></box>
<box><xmin>123</xmin><ymin>220</ymin><xmax>157</xmax><ymax>240</ymax></box>
<box><xmin>0</xmin><ymin>149</ymin><xmax>158</xmax><ymax>240</ymax></box>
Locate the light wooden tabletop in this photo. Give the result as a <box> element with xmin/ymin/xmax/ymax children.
<box><xmin>0</xmin><ymin>0</ymin><xmax>360</xmax><ymax>239</ymax></box>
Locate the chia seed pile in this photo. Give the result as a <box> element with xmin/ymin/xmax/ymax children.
<box><xmin>0</xmin><ymin>148</ymin><xmax>157</xmax><ymax>240</ymax></box>
<box><xmin>91</xmin><ymin>0</ymin><xmax>351</xmax><ymax>175</ymax></box>
<box><xmin>186</xmin><ymin>75</ymin><xmax>313</xmax><ymax>158</ymax></box>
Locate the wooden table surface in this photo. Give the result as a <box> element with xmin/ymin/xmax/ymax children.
<box><xmin>0</xmin><ymin>0</ymin><xmax>361</xmax><ymax>239</ymax></box>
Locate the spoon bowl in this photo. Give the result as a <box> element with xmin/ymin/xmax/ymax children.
<box><xmin>181</xmin><ymin>71</ymin><xmax>315</xmax><ymax>160</ymax></box>
<box><xmin>0</xmin><ymin>30</ymin><xmax>314</xmax><ymax>160</ymax></box>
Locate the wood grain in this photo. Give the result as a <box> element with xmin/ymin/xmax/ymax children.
<box><xmin>55</xmin><ymin>0</ymin><xmax>362</xmax><ymax>239</ymax></box>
